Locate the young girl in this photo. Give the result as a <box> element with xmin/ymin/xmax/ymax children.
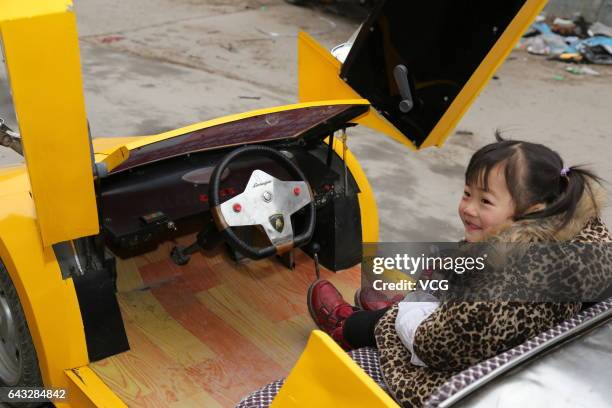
<box><xmin>307</xmin><ymin>134</ymin><xmax>612</xmax><ymax>407</ymax></box>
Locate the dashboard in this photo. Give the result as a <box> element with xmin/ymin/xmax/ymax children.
<box><xmin>99</xmin><ymin>143</ymin><xmax>362</xmax><ymax>270</ymax></box>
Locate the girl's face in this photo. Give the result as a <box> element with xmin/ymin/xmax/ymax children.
<box><xmin>458</xmin><ymin>165</ymin><xmax>515</xmax><ymax>242</ymax></box>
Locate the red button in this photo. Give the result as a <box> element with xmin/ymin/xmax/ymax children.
<box><xmin>293</xmin><ymin>187</ymin><xmax>301</xmax><ymax>196</ymax></box>
<box><xmin>233</xmin><ymin>203</ymin><xmax>242</xmax><ymax>212</ymax></box>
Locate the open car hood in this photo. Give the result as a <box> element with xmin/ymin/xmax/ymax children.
<box><xmin>93</xmin><ymin>100</ymin><xmax>369</xmax><ymax>174</ymax></box>
<box><xmin>300</xmin><ymin>0</ymin><xmax>547</xmax><ymax>150</ymax></box>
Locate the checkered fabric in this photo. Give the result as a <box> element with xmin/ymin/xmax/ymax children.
<box><xmin>424</xmin><ymin>299</ymin><xmax>612</xmax><ymax>408</ymax></box>
<box><xmin>235</xmin><ymin>347</ymin><xmax>386</xmax><ymax>408</ymax></box>
<box><xmin>348</xmin><ymin>347</ymin><xmax>388</xmax><ymax>390</ymax></box>
<box><xmin>235</xmin><ymin>379</ymin><xmax>285</xmax><ymax>408</ymax></box>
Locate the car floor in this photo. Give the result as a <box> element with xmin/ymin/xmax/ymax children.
<box><xmin>90</xmin><ymin>236</ymin><xmax>360</xmax><ymax>407</ymax></box>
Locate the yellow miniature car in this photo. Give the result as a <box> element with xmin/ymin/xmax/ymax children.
<box><xmin>0</xmin><ymin>0</ymin><xmax>547</xmax><ymax>406</ymax></box>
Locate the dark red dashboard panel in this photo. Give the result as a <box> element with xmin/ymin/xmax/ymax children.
<box><xmin>110</xmin><ymin>104</ymin><xmax>368</xmax><ymax>174</ymax></box>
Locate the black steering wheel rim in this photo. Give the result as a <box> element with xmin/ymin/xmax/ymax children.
<box><xmin>209</xmin><ymin>145</ymin><xmax>316</xmax><ymax>260</ymax></box>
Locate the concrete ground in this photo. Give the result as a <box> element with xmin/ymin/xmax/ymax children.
<box><xmin>1</xmin><ymin>0</ymin><xmax>611</xmax><ymax>241</ymax></box>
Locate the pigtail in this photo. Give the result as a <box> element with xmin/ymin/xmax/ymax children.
<box><xmin>521</xmin><ymin>165</ymin><xmax>603</xmax><ymax>227</ymax></box>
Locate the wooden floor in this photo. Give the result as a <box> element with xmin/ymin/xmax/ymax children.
<box><xmin>91</xmin><ymin>237</ymin><xmax>361</xmax><ymax>407</ymax></box>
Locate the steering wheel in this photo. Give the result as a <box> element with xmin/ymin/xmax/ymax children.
<box><xmin>209</xmin><ymin>145</ymin><xmax>316</xmax><ymax>260</ymax></box>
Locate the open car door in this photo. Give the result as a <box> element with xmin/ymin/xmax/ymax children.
<box><xmin>0</xmin><ymin>1</ymin><xmax>99</xmax><ymax>246</ymax></box>
<box><xmin>298</xmin><ymin>0</ymin><xmax>548</xmax><ymax>151</ymax></box>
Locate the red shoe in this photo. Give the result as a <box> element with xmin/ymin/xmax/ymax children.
<box><xmin>307</xmin><ymin>280</ymin><xmax>356</xmax><ymax>334</ymax></box>
<box><xmin>354</xmin><ymin>287</ymin><xmax>403</xmax><ymax>311</ymax></box>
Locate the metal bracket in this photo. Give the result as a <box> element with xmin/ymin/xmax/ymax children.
<box><xmin>53</xmin><ymin>240</ymin><xmax>86</xmax><ymax>279</ymax></box>
<box><xmin>0</xmin><ymin>118</ymin><xmax>22</xmax><ymax>155</ymax></box>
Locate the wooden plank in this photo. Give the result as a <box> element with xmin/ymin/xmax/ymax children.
<box><xmin>115</xmin><ymin>257</ymin><xmax>145</xmax><ymax>292</ymax></box>
<box><xmin>198</xmin><ymin>285</ymin><xmax>312</xmax><ymax>371</ymax></box>
<box><xmin>117</xmin><ymin>291</ymin><xmax>215</xmax><ymax>367</ymax></box>
<box><xmin>91</xmin><ymin>323</ymin><xmax>216</xmax><ymax>407</ymax></box>
<box><xmin>168</xmin><ymin>391</ymin><xmax>225</xmax><ymax>408</ymax></box>
<box><xmin>151</xmin><ymin>282</ymin><xmax>287</xmax><ymax>405</ymax></box>
<box><xmin>95</xmin><ymin>245</ymin><xmax>361</xmax><ymax>407</ymax></box>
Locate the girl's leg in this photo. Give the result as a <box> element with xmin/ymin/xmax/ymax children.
<box><xmin>343</xmin><ymin>307</ymin><xmax>390</xmax><ymax>348</ymax></box>
<box><xmin>307</xmin><ymin>280</ymin><xmax>390</xmax><ymax>349</ymax></box>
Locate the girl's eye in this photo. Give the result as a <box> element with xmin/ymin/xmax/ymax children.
<box><xmin>481</xmin><ymin>198</ymin><xmax>492</xmax><ymax>205</ymax></box>
<box><xmin>463</xmin><ymin>191</ymin><xmax>471</xmax><ymax>198</ymax></box>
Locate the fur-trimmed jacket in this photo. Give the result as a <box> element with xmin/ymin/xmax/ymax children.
<box><xmin>374</xmin><ymin>186</ymin><xmax>612</xmax><ymax>408</ymax></box>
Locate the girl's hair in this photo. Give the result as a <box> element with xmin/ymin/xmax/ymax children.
<box><xmin>465</xmin><ymin>131</ymin><xmax>602</xmax><ymax>227</ymax></box>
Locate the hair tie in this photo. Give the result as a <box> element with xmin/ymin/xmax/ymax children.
<box><xmin>560</xmin><ymin>167</ymin><xmax>571</xmax><ymax>177</ymax></box>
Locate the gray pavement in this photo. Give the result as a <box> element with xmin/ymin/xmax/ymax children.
<box><xmin>1</xmin><ymin>0</ymin><xmax>611</xmax><ymax>241</ymax></box>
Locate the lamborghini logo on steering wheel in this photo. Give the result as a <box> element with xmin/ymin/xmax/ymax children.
<box><xmin>269</xmin><ymin>214</ymin><xmax>285</xmax><ymax>233</ymax></box>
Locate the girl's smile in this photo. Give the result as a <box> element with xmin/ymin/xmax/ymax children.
<box><xmin>463</xmin><ymin>219</ymin><xmax>482</xmax><ymax>232</ymax></box>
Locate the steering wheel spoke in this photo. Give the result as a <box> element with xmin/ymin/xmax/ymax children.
<box><xmin>220</xmin><ymin>170</ymin><xmax>310</xmax><ymax>244</ymax></box>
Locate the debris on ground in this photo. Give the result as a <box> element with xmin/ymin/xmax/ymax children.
<box><xmin>523</xmin><ymin>20</ymin><xmax>552</xmax><ymax>37</ymax></box>
<box><xmin>520</xmin><ymin>15</ymin><xmax>612</xmax><ymax>66</ymax></box>
<box><xmin>566</xmin><ymin>65</ymin><xmax>600</xmax><ymax>76</ymax></box>
<box><xmin>220</xmin><ymin>42</ymin><xmax>236</xmax><ymax>53</ymax></box>
<box><xmin>524</xmin><ymin>33</ymin><xmax>567</xmax><ymax>55</ymax></box>
<box><xmin>558</xmin><ymin>52</ymin><xmax>583</xmax><ymax>63</ymax></box>
<box><xmin>573</xmin><ymin>36</ymin><xmax>612</xmax><ymax>65</ymax></box>
<box><xmin>100</xmin><ymin>35</ymin><xmax>124</xmax><ymax>44</ymax></box>
<box><xmin>552</xmin><ymin>18</ymin><xmax>577</xmax><ymax>36</ymax></box>
<box><xmin>558</xmin><ymin>52</ymin><xmax>584</xmax><ymax>62</ymax></box>
<box><xmin>588</xmin><ymin>21</ymin><xmax>612</xmax><ymax>38</ymax></box>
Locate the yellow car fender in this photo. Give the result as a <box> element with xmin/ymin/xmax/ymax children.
<box><xmin>0</xmin><ymin>166</ymin><xmax>103</xmax><ymax>407</ymax></box>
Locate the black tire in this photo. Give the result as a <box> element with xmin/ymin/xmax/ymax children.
<box><xmin>0</xmin><ymin>259</ymin><xmax>44</xmax><ymax>407</ymax></box>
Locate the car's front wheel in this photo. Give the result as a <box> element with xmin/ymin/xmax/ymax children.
<box><xmin>0</xmin><ymin>260</ymin><xmax>44</xmax><ymax>407</ymax></box>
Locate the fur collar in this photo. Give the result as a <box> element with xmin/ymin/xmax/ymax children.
<box><xmin>485</xmin><ymin>181</ymin><xmax>606</xmax><ymax>244</ymax></box>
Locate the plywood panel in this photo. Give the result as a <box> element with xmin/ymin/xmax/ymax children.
<box><xmin>94</xmin><ymin>245</ymin><xmax>361</xmax><ymax>407</ymax></box>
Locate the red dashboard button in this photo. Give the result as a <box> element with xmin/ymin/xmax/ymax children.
<box><xmin>233</xmin><ymin>203</ymin><xmax>242</xmax><ymax>212</ymax></box>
